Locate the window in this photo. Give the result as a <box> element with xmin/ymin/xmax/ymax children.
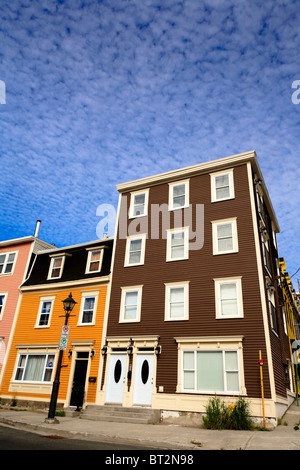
<box><xmin>86</xmin><ymin>248</ymin><xmax>103</xmax><ymax>273</ymax></box>
<box><xmin>14</xmin><ymin>353</ymin><xmax>55</xmax><ymax>382</ymax></box>
<box><xmin>214</xmin><ymin>277</ymin><xmax>244</xmax><ymax>318</ymax></box>
<box><xmin>129</xmin><ymin>189</ymin><xmax>149</xmax><ymax>218</ymax></box>
<box><xmin>165</xmin><ymin>282</ymin><xmax>189</xmax><ymax>321</ymax></box>
<box><xmin>212</xmin><ymin>218</ymin><xmax>238</xmax><ymax>255</ymax></box>
<box><xmin>211</xmin><ymin>170</ymin><xmax>234</xmax><ymax>202</ymax></box>
<box><xmin>182</xmin><ymin>350</ymin><xmax>240</xmax><ymax>393</ymax></box>
<box><xmin>0</xmin><ymin>251</ymin><xmax>17</xmax><ymax>275</ymax></box>
<box><xmin>268</xmin><ymin>289</ymin><xmax>279</xmax><ymax>334</ymax></box>
<box><xmin>262</xmin><ymin>239</ymin><xmax>272</xmax><ymax>275</ymax></box>
<box><xmin>169</xmin><ymin>180</ymin><xmax>189</xmax><ymax>210</ymax></box>
<box><xmin>36</xmin><ymin>297</ymin><xmax>55</xmax><ymax>327</ymax></box>
<box><xmin>120</xmin><ymin>286</ymin><xmax>143</xmax><ymax>322</ymax></box>
<box><xmin>0</xmin><ymin>293</ymin><xmax>7</xmax><ymax>319</ymax></box>
<box><xmin>125</xmin><ymin>234</ymin><xmax>146</xmax><ymax>266</ymax></box>
<box><xmin>48</xmin><ymin>256</ymin><xmax>65</xmax><ymax>279</ymax></box>
<box><xmin>79</xmin><ymin>291</ymin><xmax>99</xmax><ymax>325</ymax></box>
<box><xmin>166</xmin><ymin>228</ymin><xmax>189</xmax><ymax>261</ymax></box>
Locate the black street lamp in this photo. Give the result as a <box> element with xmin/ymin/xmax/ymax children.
<box><xmin>46</xmin><ymin>293</ymin><xmax>77</xmax><ymax>423</ymax></box>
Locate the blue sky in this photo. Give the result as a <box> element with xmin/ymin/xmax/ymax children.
<box><xmin>0</xmin><ymin>0</ymin><xmax>299</xmax><ymax>285</ymax></box>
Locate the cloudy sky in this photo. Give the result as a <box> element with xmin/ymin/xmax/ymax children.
<box><xmin>0</xmin><ymin>0</ymin><xmax>299</xmax><ymax>284</ymax></box>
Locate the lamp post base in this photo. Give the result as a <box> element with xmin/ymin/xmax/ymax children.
<box><xmin>44</xmin><ymin>417</ymin><xmax>60</xmax><ymax>424</ymax></box>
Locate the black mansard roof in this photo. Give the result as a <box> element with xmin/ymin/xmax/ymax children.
<box><xmin>22</xmin><ymin>238</ymin><xmax>113</xmax><ymax>287</ymax></box>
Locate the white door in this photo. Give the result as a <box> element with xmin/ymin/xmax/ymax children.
<box><xmin>105</xmin><ymin>354</ymin><xmax>126</xmax><ymax>404</ymax></box>
<box><xmin>133</xmin><ymin>354</ymin><xmax>154</xmax><ymax>406</ymax></box>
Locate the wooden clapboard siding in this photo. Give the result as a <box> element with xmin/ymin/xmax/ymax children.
<box><xmin>0</xmin><ymin>241</ymin><xmax>33</xmax><ymax>375</ymax></box>
<box><xmin>107</xmin><ymin>163</ymin><xmax>273</xmax><ymax>399</ymax></box>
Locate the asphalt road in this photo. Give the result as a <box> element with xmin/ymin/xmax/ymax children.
<box><xmin>0</xmin><ymin>423</ymin><xmax>157</xmax><ymax>451</ymax></box>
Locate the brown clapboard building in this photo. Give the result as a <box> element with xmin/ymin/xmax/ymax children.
<box><xmin>96</xmin><ymin>150</ymin><xmax>293</xmax><ymax>425</ymax></box>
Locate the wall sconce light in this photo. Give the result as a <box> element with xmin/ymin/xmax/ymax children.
<box><xmin>127</xmin><ymin>345</ymin><xmax>133</xmax><ymax>355</ymax></box>
<box><xmin>68</xmin><ymin>350</ymin><xmax>72</xmax><ymax>358</ymax></box>
<box><xmin>101</xmin><ymin>346</ymin><xmax>107</xmax><ymax>356</ymax></box>
<box><xmin>155</xmin><ymin>345</ymin><xmax>161</xmax><ymax>356</ymax></box>
<box><xmin>90</xmin><ymin>350</ymin><xmax>96</xmax><ymax>358</ymax></box>
<box><xmin>266</xmin><ymin>283</ymin><xmax>275</xmax><ymax>293</ymax></box>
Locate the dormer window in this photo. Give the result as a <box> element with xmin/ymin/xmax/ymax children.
<box><xmin>86</xmin><ymin>248</ymin><xmax>104</xmax><ymax>273</ymax></box>
<box><xmin>48</xmin><ymin>255</ymin><xmax>65</xmax><ymax>280</ymax></box>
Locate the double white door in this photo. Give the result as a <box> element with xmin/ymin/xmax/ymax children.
<box><xmin>105</xmin><ymin>352</ymin><xmax>154</xmax><ymax>406</ymax></box>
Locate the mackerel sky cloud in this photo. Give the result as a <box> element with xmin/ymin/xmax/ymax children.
<box><xmin>0</xmin><ymin>0</ymin><xmax>299</xmax><ymax>283</ymax></box>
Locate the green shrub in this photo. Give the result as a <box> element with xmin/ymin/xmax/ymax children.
<box><xmin>202</xmin><ymin>395</ymin><xmax>253</xmax><ymax>430</ymax></box>
<box><xmin>230</xmin><ymin>396</ymin><xmax>253</xmax><ymax>430</ymax></box>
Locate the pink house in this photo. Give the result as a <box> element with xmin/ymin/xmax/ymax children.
<box><xmin>0</xmin><ymin>222</ymin><xmax>53</xmax><ymax>378</ymax></box>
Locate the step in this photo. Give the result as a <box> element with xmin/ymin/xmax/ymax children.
<box><xmin>79</xmin><ymin>405</ymin><xmax>161</xmax><ymax>424</ymax></box>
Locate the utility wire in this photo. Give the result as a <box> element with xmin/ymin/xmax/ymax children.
<box><xmin>291</xmin><ymin>267</ymin><xmax>300</xmax><ymax>279</ymax></box>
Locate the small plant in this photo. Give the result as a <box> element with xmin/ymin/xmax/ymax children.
<box><xmin>191</xmin><ymin>440</ymin><xmax>203</xmax><ymax>447</ymax></box>
<box><xmin>202</xmin><ymin>395</ymin><xmax>231</xmax><ymax>430</ymax></box>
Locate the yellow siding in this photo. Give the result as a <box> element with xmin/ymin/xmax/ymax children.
<box><xmin>0</xmin><ymin>285</ymin><xmax>108</xmax><ymax>404</ymax></box>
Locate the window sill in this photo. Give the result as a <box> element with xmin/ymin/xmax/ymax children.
<box><xmin>168</xmin><ymin>205</ymin><xmax>190</xmax><ymax>212</ymax></box>
<box><xmin>216</xmin><ymin>315</ymin><xmax>244</xmax><ymax>320</ymax></box>
<box><xmin>211</xmin><ymin>197</ymin><xmax>235</xmax><ymax>203</ymax></box>
<box><xmin>213</xmin><ymin>250</ymin><xmax>239</xmax><ymax>256</ymax></box>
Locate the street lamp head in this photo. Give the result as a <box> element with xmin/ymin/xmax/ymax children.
<box><xmin>62</xmin><ymin>292</ymin><xmax>77</xmax><ymax>312</ymax></box>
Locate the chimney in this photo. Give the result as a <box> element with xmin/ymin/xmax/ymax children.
<box><xmin>34</xmin><ymin>219</ymin><xmax>41</xmax><ymax>238</ymax></box>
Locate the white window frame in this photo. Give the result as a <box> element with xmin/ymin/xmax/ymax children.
<box><xmin>168</xmin><ymin>179</ymin><xmax>190</xmax><ymax>211</ymax></box>
<box><xmin>0</xmin><ymin>250</ymin><xmax>18</xmax><ymax>276</ymax></box>
<box><xmin>78</xmin><ymin>290</ymin><xmax>99</xmax><ymax>325</ymax></box>
<box><xmin>210</xmin><ymin>169</ymin><xmax>235</xmax><ymax>203</ymax></box>
<box><xmin>129</xmin><ymin>189</ymin><xmax>149</xmax><ymax>219</ymax></box>
<box><xmin>47</xmin><ymin>255</ymin><xmax>66</xmax><ymax>280</ymax></box>
<box><xmin>214</xmin><ymin>277</ymin><xmax>244</xmax><ymax>319</ymax></box>
<box><xmin>85</xmin><ymin>248</ymin><xmax>104</xmax><ymax>274</ymax></box>
<box><xmin>212</xmin><ymin>218</ymin><xmax>238</xmax><ymax>255</ymax></box>
<box><xmin>35</xmin><ymin>295</ymin><xmax>55</xmax><ymax>328</ymax></box>
<box><xmin>166</xmin><ymin>227</ymin><xmax>189</xmax><ymax>261</ymax></box>
<box><xmin>119</xmin><ymin>286</ymin><xmax>143</xmax><ymax>323</ymax></box>
<box><xmin>165</xmin><ymin>281</ymin><xmax>189</xmax><ymax>321</ymax></box>
<box><xmin>13</xmin><ymin>352</ymin><xmax>55</xmax><ymax>383</ymax></box>
<box><xmin>175</xmin><ymin>336</ymin><xmax>245</xmax><ymax>395</ymax></box>
<box><xmin>124</xmin><ymin>233</ymin><xmax>147</xmax><ymax>267</ymax></box>
<box><xmin>0</xmin><ymin>292</ymin><xmax>8</xmax><ymax>320</ymax></box>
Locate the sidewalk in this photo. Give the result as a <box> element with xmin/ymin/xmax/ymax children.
<box><xmin>1</xmin><ymin>401</ymin><xmax>300</xmax><ymax>450</ymax></box>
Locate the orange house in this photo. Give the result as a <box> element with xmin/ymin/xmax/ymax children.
<box><xmin>0</xmin><ymin>238</ymin><xmax>113</xmax><ymax>411</ymax></box>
